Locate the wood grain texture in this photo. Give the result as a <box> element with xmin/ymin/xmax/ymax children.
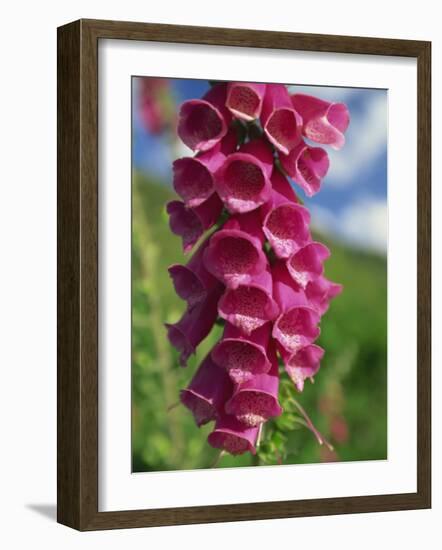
<box><xmin>57</xmin><ymin>18</ymin><xmax>431</xmax><ymax>531</ymax></box>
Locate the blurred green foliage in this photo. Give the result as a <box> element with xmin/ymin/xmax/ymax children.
<box><xmin>132</xmin><ymin>172</ymin><xmax>387</xmax><ymax>472</ymax></box>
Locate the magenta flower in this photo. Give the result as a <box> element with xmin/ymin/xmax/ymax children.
<box><xmin>172</xmin><ymin>130</ymin><xmax>237</xmax><ymax>207</ymax></box>
<box><xmin>225</xmin><ymin>344</ymin><xmax>282</xmax><ymax>426</ymax></box>
<box><xmin>279</xmin><ymin>343</ymin><xmax>324</xmax><ymax>392</ymax></box>
<box><xmin>208</xmin><ymin>413</ymin><xmax>259</xmax><ymax>455</ymax></box>
<box><xmin>286</xmin><ymin>241</ymin><xmax>330</xmax><ymax>289</ymax></box>
<box><xmin>166</xmin><ymin>81</ymin><xmax>348</xmax><ymax>459</ymax></box>
<box><xmin>214</xmin><ymin>139</ymin><xmax>273</xmax><ymax>213</ymax></box>
<box><xmin>168</xmin><ymin>240</ymin><xmax>217</xmax><ymax>308</ymax></box>
<box><xmin>262</xmin><ymin>171</ymin><xmax>311</xmax><ymax>258</ymax></box>
<box><xmin>165</xmin><ymin>284</ymin><xmax>223</xmax><ymax>366</ymax></box>
<box><xmin>280</xmin><ymin>141</ymin><xmax>329</xmax><ymax>197</ymax></box>
<box><xmin>180</xmin><ymin>354</ymin><xmax>233</xmax><ymax>426</ymax></box>
<box><xmin>177</xmin><ymin>83</ymin><xmax>231</xmax><ymax>152</ymax></box>
<box><xmin>211</xmin><ymin>323</ymin><xmax>271</xmax><ymax>384</ymax></box>
<box><xmin>226</xmin><ymin>82</ymin><xmax>266</xmax><ymax>121</ymax></box>
<box><xmin>260</xmin><ymin>83</ymin><xmax>302</xmax><ymax>155</ymax></box>
<box><xmin>305</xmin><ymin>275</ymin><xmax>343</xmax><ymax>315</ymax></box>
<box><xmin>272</xmin><ymin>262</ymin><xmax>320</xmax><ymax>353</ymax></box>
<box><xmin>203</xmin><ymin>211</ymin><xmax>267</xmax><ymax>289</ymax></box>
<box><xmin>291</xmin><ymin>93</ymin><xmax>350</xmax><ymax>150</ymax></box>
<box><xmin>166</xmin><ymin>193</ymin><xmax>223</xmax><ymax>253</ymax></box>
<box><xmin>217</xmin><ymin>267</ymin><xmax>279</xmax><ymax>335</ymax></box>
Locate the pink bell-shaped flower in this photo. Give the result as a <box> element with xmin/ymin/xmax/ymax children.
<box><xmin>305</xmin><ymin>275</ymin><xmax>343</xmax><ymax>315</ymax></box>
<box><xmin>272</xmin><ymin>261</ymin><xmax>320</xmax><ymax>353</ymax></box>
<box><xmin>225</xmin><ymin>343</ymin><xmax>282</xmax><ymax>427</ymax></box>
<box><xmin>286</xmin><ymin>241</ymin><xmax>330</xmax><ymax>289</ymax></box>
<box><xmin>168</xmin><ymin>240</ymin><xmax>218</xmax><ymax>308</ymax></box>
<box><xmin>278</xmin><ymin>343</ymin><xmax>324</xmax><ymax>392</ymax></box>
<box><xmin>166</xmin><ymin>193</ymin><xmax>223</xmax><ymax>253</ymax></box>
<box><xmin>291</xmin><ymin>93</ymin><xmax>350</xmax><ymax>150</ymax></box>
<box><xmin>212</xmin><ymin>323</ymin><xmax>271</xmax><ymax>384</ymax></box>
<box><xmin>177</xmin><ymin>83</ymin><xmax>232</xmax><ymax>152</ymax></box>
<box><xmin>180</xmin><ymin>354</ymin><xmax>233</xmax><ymax>426</ymax></box>
<box><xmin>172</xmin><ymin>130</ymin><xmax>237</xmax><ymax>207</ymax></box>
<box><xmin>260</xmin><ymin>83</ymin><xmax>302</xmax><ymax>155</ymax></box>
<box><xmin>262</xmin><ymin>171</ymin><xmax>311</xmax><ymax>259</ymax></box>
<box><xmin>208</xmin><ymin>413</ymin><xmax>259</xmax><ymax>455</ymax></box>
<box><xmin>165</xmin><ymin>284</ymin><xmax>223</xmax><ymax>366</ymax></box>
<box><xmin>203</xmin><ymin>211</ymin><xmax>267</xmax><ymax>289</ymax></box>
<box><xmin>226</xmin><ymin>82</ymin><xmax>266</xmax><ymax>121</ymax></box>
<box><xmin>214</xmin><ymin>138</ymin><xmax>273</xmax><ymax>214</ymax></box>
<box><xmin>217</xmin><ymin>267</ymin><xmax>279</xmax><ymax>335</ymax></box>
<box><xmin>280</xmin><ymin>141</ymin><xmax>329</xmax><ymax>197</ymax></box>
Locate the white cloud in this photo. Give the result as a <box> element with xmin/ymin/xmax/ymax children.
<box><xmin>327</xmin><ymin>93</ymin><xmax>388</xmax><ymax>187</ymax></box>
<box><xmin>311</xmin><ymin>198</ymin><xmax>387</xmax><ymax>255</ymax></box>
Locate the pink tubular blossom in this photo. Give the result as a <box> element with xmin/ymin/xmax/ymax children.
<box><xmin>180</xmin><ymin>354</ymin><xmax>233</xmax><ymax>426</ymax></box>
<box><xmin>286</xmin><ymin>242</ymin><xmax>330</xmax><ymax>289</ymax></box>
<box><xmin>165</xmin><ymin>284</ymin><xmax>223</xmax><ymax>367</ymax></box>
<box><xmin>272</xmin><ymin>261</ymin><xmax>320</xmax><ymax>353</ymax></box>
<box><xmin>218</xmin><ymin>267</ymin><xmax>279</xmax><ymax>335</ymax></box>
<box><xmin>211</xmin><ymin>323</ymin><xmax>271</xmax><ymax>384</ymax></box>
<box><xmin>280</xmin><ymin>141</ymin><xmax>329</xmax><ymax>197</ymax></box>
<box><xmin>305</xmin><ymin>275</ymin><xmax>343</xmax><ymax>315</ymax></box>
<box><xmin>262</xmin><ymin>171</ymin><xmax>311</xmax><ymax>259</ymax></box>
<box><xmin>172</xmin><ymin>130</ymin><xmax>237</xmax><ymax>207</ymax></box>
<box><xmin>168</xmin><ymin>240</ymin><xmax>217</xmax><ymax>308</ymax></box>
<box><xmin>208</xmin><ymin>413</ymin><xmax>259</xmax><ymax>455</ymax></box>
<box><xmin>291</xmin><ymin>93</ymin><xmax>350</xmax><ymax>150</ymax></box>
<box><xmin>226</xmin><ymin>82</ymin><xmax>266</xmax><ymax>121</ymax></box>
<box><xmin>225</xmin><ymin>344</ymin><xmax>282</xmax><ymax>427</ymax></box>
<box><xmin>203</xmin><ymin>211</ymin><xmax>267</xmax><ymax>289</ymax></box>
<box><xmin>260</xmin><ymin>84</ymin><xmax>302</xmax><ymax>155</ymax></box>
<box><xmin>177</xmin><ymin>83</ymin><xmax>231</xmax><ymax>152</ymax></box>
<box><xmin>279</xmin><ymin>343</ymin><xmax>324</xmax><ymax>392</ymax></box>
<box><xmin>214</xmin><ymin>139</ymin><xmax>273</xmax><ymax>213</ymax></box>
<box><xmin>166</xmin><ymin>193</ymin><xmax>223</xmax><ymax>253</ymax></box>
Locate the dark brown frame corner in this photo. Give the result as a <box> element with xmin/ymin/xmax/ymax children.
<box><xmin>57</xmin><ymin>18</ymin><xmax>431</xmax><ymax>531</ymax></box>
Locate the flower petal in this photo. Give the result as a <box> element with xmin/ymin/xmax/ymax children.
<box><xmin>226</xmin><ymin>82</ymin><xmax>266</xmax><ymax>121</ymax></box>
<box><xmin>260</xmin><ymin>84</ymin><xmax>302</xmax><ymax>155</ymax></box>
<box><xmin>180</xmin><ymin>354</ymin><xmax>233</xmax><ymax>426</ymax></box>
<box><xmin>211</xmin><ymin>323</ymin><xmax>271</xmax><ymax>384</ymax></box>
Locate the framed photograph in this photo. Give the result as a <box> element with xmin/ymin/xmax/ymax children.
<box><xmin>57</xmin><ymin>19</ymin><xmax>431</xmax><ymax>530</ymax></box>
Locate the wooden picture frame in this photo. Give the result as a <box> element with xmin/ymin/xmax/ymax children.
<box><xmin>57</xmin><ymin>18</ymin><xmax>431</xmax><ymax>530</ymax></box>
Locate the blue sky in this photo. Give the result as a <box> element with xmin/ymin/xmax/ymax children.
<box><xmin>133</xmin><ymin>78</ymin><xmax>387</xmax><ymax>254</ymax></box>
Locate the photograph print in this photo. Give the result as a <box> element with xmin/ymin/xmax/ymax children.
<box><xmin>131</xmin><ymin>78</ymin><xmax>387</xmax><ymax>472</ymax></box>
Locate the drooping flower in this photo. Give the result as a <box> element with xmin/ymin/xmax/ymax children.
<box><xmin>180</xmin><ymin>354</ymin><xmax>233</xmax><ymax>426</ymax></box>
<box><xmin>279</xmin><ymin>343</ymin><xmax>324</xmax><ymax>392</ymax></box>
<box><xmin>305</xmin><ymin>275</ymin><xmax>343</xmax><ymax>315</ymax></box>
<box><xmin>211</xmin><ymin>323</ymin><xmax>271</xmax><ymax>384</ymax></box>
<box><xmin>217</xmin><ymin>267</ymin><xmax>279</xmax><ymax>335</ymax></box>
<box><xmin>165</xmin><ymin>80</ymin><xmax>348</xmax><ymax>459</ymax></box>
<box><xmin>225</xmin><ymin>343</ymin><xmax>282</xmax><ymax>426</ymax></box>
<box><xmin>208</xmin><ymin>413</ymin><xmax>259</xmax><ymax>455</ymax></box>
<box><xmin>165</xmin><ymin>284</ymin><xmax>223</xmax><ymax>366</ymax></box>
<box><xmin>260</xmin><ymin>83</ymin><xmax>302</xmax><ymax>155</ymax></box>
<box><xmin>214</xmin><ymin>138</ymin><xmax>273</xmax><ymax>213</ymax></box>
<box><xmin>203</xmin><ymin>211</ymin><xmax>267</xmax><ymax>289</ymax></box>
<box><xmin>168</xmin><ymin>240</ymin><xmax>217</xmax><ymax>308</ymax></box>
<box><xmin>226</xmin><ymin>82</ymin><xmax>267</xmax><ymax>121</ymax></box>
<box><xmin>166</xmin><ymin>193</ymin><xmax>223</xmax><ymax>253</ymax></box>
<box><xmin>172</xmin><ymin>130</ymin><xmax>237</xmax><ymax>207</ymax></box>
<box><xmin>291</xmin><ymin>93</ymin><xmax>350</xmax><ymax>150</ymax></box>
<box><xmin>272</xmin><ymin>261</ymin><xmax>320</xmax><ymax>353</ymax></box>
<box><xmin>286</xmin><ymin>241</ymin><xmax>330</xmax><ymax>289</ymax></box>
<box><xmin>280</xmin><ymin>141</ymin><xmax>329</xmax><ymax>197</ymax></box>
<box><xmin>262</xmin><ymin>171</ymin><xmax>311</xmax><ymax>258</ymax></box>
<box><xmin>177</xmin><ymin>83</ymin><xmax>231</xmax><ymax>152</ymax></box>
